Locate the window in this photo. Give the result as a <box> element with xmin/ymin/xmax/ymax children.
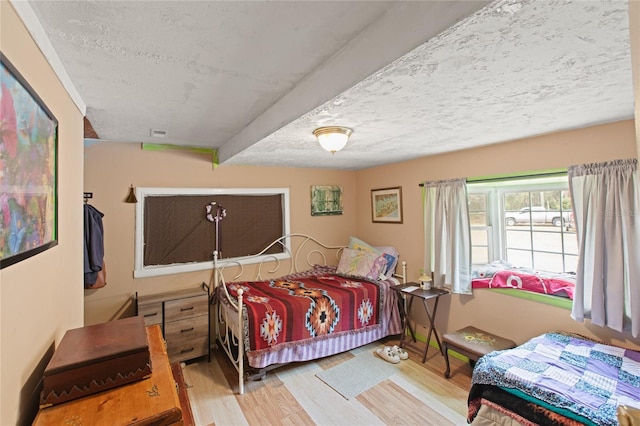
<box><xmin>468</xmin><ymin>175</ymin><xmax>577</xmax><ymax>274</ymax></box>
<box><xmin>134</xmin><ymin>188</ymin><xmax>290</xmax><ymax>278</ymax></box>
<box><xmin>468</xmin><ymin>192</ymin><xmax>493</xmax><ymax>265</ymax></box>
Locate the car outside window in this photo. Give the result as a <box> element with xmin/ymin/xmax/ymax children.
<box><xmin>468</xmin><ymin>175</ymin><xmax>577</xmax><ymax>274</ymax></box>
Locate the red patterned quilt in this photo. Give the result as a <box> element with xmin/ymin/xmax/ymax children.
<box><xmin>224</xmin><ymin>271</ymin><xmax>382</xmax><ymax>351</ymax></box>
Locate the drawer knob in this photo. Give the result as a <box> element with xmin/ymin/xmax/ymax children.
<box><xmin>180</xmin><ymin>307</ymin><xmax>194</xmax><ymax>311</ymax></box>
<box><xmin>180</xmin><ymin>327</ymin><xmax>194</xmax><ymax>333</ymax></box>
<box><xmin>181</xmin><ymin>348</ymin><xmax>194</xmax><ymax>354</ymax></box>
<box><xmin>143</xmin><ymin>313</ymin><xmax>158</xmax><ymax>317</ymax></box>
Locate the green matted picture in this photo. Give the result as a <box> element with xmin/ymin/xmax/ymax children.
<box><xmin>371</xmin><ymin>186</ymin><xmax>403</xmax><ymax>223</ymax></box>
<box><xmin>310</xmin><ymin>185</ymin><xmax>343</xmax><ymax>216</ymax></box>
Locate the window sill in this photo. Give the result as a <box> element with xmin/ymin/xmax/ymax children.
<box><xmin>485</xmin><ymin>288</ymin><xmax>572</xmax><ymax>310</ymax></box>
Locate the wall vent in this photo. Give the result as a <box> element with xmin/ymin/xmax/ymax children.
<box><xmin>150</xmin><ymin>129</ymin><xmax>167</xmax><ymax>138</ymax></box>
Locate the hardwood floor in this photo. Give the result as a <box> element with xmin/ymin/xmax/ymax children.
<box><xmin>182</xmin><ymin>338</ymin><xmax>473</xmax><ymax>425</ymax></box>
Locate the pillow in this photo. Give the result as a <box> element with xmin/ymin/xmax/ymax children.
<box><xmin>375</xmin><ymin>246</ymin><xmax>399</xmax><ymax>278</ymax></box>
<box><xmin>471</xmin><ymin>260</ymin><xmax>512</xmax><ymax>279</ymax></box>
<box><xmin>349</xmin><ymin>237</ymin><xmax>382</xmax><ymax>255</ymax></box>
<box><xmin>336</xmin><ymin>248</ymin><xmax>387</xmax><ymax>280</ymax></box>
<box><xmin>348</xmin><ymin>237</ymin><xmax>399</xmax><ymax>278</ymax></box>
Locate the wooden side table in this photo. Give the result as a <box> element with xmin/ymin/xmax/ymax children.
<box><xmin>392</xmin><ymin>283</ymin><xmax>449</xmax><ymax>363</ymax></box>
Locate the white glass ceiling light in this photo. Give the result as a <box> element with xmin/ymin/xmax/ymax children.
<box><xmin>313</xmin><ymin>126</ymin><xmax>352</xmax><ymax>154</ymax></box>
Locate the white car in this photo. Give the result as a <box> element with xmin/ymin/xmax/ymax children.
<box><xmin>505</xmin><ymin>207</ymin><xmax>572</xmax><ymax>227</ymax></box>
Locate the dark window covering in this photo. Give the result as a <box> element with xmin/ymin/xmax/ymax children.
<box><xmin>144</xmin><ymin>194</ymin><xmax>284</xmax><ymax>267</ymax></box>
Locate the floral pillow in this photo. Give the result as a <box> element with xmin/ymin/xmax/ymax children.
<box><xmin>336</xmin><ymin>248</ymin><xmax>387</xmax><ymax>280</ymax></box>
<box><xmin>348</xmin><ymin>237</ymin><xmax>399</xmax><ymax>278</ymax></box>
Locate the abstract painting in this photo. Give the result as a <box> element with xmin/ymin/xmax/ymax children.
<box><xmin>1</xmin><ymin>54</ymin><xmax>58</xmax><ymax>269</ymax></box>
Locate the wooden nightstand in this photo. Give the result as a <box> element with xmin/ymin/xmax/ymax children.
<box><xmin>137</xmin><ymin>284</ymin><xmax>210</xmax><ymax>364</ymax></box>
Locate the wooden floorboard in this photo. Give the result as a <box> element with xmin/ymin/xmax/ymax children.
<box><xmin>182</xmin><ymin>338</ymin><xmax>472</xmax><ymax>425</ymax></box>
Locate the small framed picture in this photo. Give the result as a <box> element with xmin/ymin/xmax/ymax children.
<box><xmin>311</xmin><ymin>185</ymin><xmax>343</xmax><ymax>216</ymax></box>
<box><xmin>371</xmin><ymin>187</ymin><xmax>403</xmax><ymax>223</ymax></box>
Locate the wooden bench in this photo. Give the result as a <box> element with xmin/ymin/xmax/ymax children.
<box><xmin>442</xmin><ymin>326</ymin><xmax>516</xmax><ymax>378</ymax></box>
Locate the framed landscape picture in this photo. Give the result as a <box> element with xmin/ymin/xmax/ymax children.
<box><xmin>371</xmin><ymin>187</ymin><xmax>403</xmax><ymax>223</ymax></box>
<box><xmin>0</xmin><ymin>54</ymin><xmax>58</xmax><ymax>269</ymax></box>
<box><xmin>311</xmin><ymin>185</ymin><xmax>343</xmax><ymax>216</ymax></box>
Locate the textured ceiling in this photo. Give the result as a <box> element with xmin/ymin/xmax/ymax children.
<box><xmin>28</xmin><ymin>0</ymin><xmax>633</xmax><ymax>170</ymax></box>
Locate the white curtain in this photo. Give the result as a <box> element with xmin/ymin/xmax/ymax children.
<box><xmin>423</xmin><ymin>178</ymin><xmax>472</xmax><ymax>294</ymax></box>
<box><xmin>568</xmin><ymin>158</ymin><xmax>640</xmax><ymax>338</ymax></box>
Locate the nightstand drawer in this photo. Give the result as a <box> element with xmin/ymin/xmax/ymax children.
<box><xmin>164</xmin><ymin>314</ymin><xmax>208</xmax><ymax>342</ymax></box>
<box><xmin>167</xmin><ymin>335</ymin><xmax>209</xmax><ymax>363</ymax></box>
<box><xmin>138</xmin><ymin>303</ymin><xmax>163</xmax><ymax>326</ymax></box>
<box><xmin>165</xmin><ymin>296</ymin><xmax>208</xmax><ymax>322</ymax></box>
<box><xmin>165</xmin><ymin>315</ymin><xmax>209</xmax><ymax>362</ymax></box>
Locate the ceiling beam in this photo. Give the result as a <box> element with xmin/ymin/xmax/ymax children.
<box><xmin>217</xmin><ymin>1</ymin><xmax>490</xmax><ymax>164</ymax></box>
<box><xmin>84</xmin><ymin>117</ymin><xmax>99</xmax><ymax>139</ymax></box>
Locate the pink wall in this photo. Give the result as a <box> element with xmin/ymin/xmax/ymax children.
<box><xmin>356</xmin><ymin>120</ymin><xmax>640</xmax><ymax>349</ymax></box>
<box><xmin>84</xmin><ymin>121</ymin><xmax>640</xmax><ymax>349</ymax></box>
<box><xmin>83</xmin><ymin>142</ymin><xmax>357</xmax><ymax>324</ymax></box>
<box><xmin>1</xmin><ymin>3</ymin><xmax>85</xmax><ymax>423</ymax></box>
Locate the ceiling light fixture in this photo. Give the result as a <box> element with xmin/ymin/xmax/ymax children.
<box><xmin>313</xmin><ymin>126</ymin><xmax>352</xmax><ymax>154</ymax></box>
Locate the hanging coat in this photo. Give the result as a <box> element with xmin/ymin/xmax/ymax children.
<box><xmin>84</xmin><ymin>204</ymin><xmax>106</xmax><ymax>288</ymax></box>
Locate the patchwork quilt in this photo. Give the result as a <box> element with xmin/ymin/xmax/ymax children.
<box><xmin>469</xmin><ymin>332</ymin><xmax>640</xmax><ymax>426</ymax></box>
<box><xmin>223</xmin><ymin>266</ymin><xmax>383</xmax><ymax>352</ymax></box>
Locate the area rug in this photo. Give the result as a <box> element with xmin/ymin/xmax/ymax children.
<box><xmin>315</xmin><ymin>351</ymin><xmax>397</xmax><ymax>400</ymax></box>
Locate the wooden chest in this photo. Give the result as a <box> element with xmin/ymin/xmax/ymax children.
<box><xmin>40</xmin><ymin>316</ymin><xmax>151</xmax><ymax>407</ymax></box>
<box><xmin>34</xmin><ymin>325</ymin><xmax>183</xmax><ymax>425</ymax></box>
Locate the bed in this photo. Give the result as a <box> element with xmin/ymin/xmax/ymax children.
<box><xmin>212</xmin><ymin>233</ymin><xmax>406</xmax><ymax>394</ymax></box>
<box><xmin>467</xmin><ymin>332</ymin><xmax>640</xmax><ymax>425</ymax></box>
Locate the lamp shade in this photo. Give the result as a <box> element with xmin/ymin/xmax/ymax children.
<box><xmin>313</xmin><ymin>126</ymin><xmax>352</xmax><ymax>154</ymax></box>
<box><xmin>125</xmin><ymin>185</ymin><xmax>137</xmax><ymax>203</ymax></box>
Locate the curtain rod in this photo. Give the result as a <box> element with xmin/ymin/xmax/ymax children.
<box><xmin>418</xmin><ymin>169</ymin><xmax>568</xmax><ymax>187</ymax></box>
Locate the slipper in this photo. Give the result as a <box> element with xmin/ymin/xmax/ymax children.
<box><xmin>391</xmin><ymin>345</ymin><xmax>409</xmax><ymax>360</ymax></box>
<box><xmin>376</xmin><ymin>346</ymin><xmax>400</xmax><ymax>364</ymax></box>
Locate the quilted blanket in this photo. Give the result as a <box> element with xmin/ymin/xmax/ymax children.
<box><xmin>472</xmin><ymin>269</ymin><xmax>575</xmax><ymax>299</ymax></box>
<box><xmin>469</xmin><ymin>332</ymin><xmax>640</xmax><ymax>426</ymax></box>
<box><xmin>224</xmin><ymin>267</ymin><xmax>382</xmax><ymax>352</ymax></box>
